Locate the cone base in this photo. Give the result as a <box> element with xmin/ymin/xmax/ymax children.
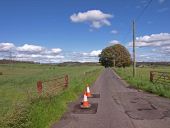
<box><xmin>86</xmin><ymin>93</ymin><xmax>92</xmax><ymax>98</ymax></box>
<box><xmin>80</xmin><ymin>104</ymin><xmax>91</xmax><ymax>109</ymax></box>
<box><xmin>87</xmin><ymin>95</ymin><xmax>93</xmax><ymax>98</ymax></box>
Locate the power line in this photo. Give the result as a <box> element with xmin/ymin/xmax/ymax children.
<box><xmin>122</xmin><ymin>0</ymin><xmax>153</xmax><ymax>43</ymax></box>
<box><xmin>135</xmin><ymin>0</ymin><xmax>153</xmax><ymax>22</ymax></box>
<box><xmin>132</xmin><ymin>0</ymin><xmax>153</xmax><ymax>76</ymax></box>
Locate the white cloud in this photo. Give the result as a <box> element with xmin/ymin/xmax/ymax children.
<box><xmin>14</xmin><ymin>53</ymin><xmax>64</xmax><ymax>63</ymax></box>
<box><xmin>111</xmin><ymin>30</ymin><xmax>118</xmax><ymax>34</ymax></box>
<box><xmin>51</xmin><ymin>48</ymin><xmax>62</xmax><ymax>54</ymax></box>
<box><xmin>60</xmin><ymin>50</ymin><xmax>101</xmax><ymax>63</ymax></box>
<box><xmin>108</xmin><ymin>40</ymin><xmax>120</xmax><ymax>46</ymax></box>
<box><xmin>90</xmin><ymin>50</ymin><xmax>101</xmax><ymax>56</ymax></box>
<box><xmin>82</xmin><ymin>52</ymin><xmax>88</xmax><ymax>56</ymax></box>
<box><xmin>0</xmin><ymin>43</ymin><xmax>15</xmax><ymax>52</ymax></box>
<box><xmin>128</xmin><ymin>33</ymin><xmax>170</xmax><ymax>47</ymax></box>
<box><xmin>17</xmin><ymin>44</ymin><xmax>44</xmax><ymax>53</ymax></box>
<box><xmin>161</xmin><ymin>46</ymin><xmax>170</xmax><ymax>54</ymax></box>
<box><xmin>70</xmin><ymin>10</ymin><xmax>113</xmax><ymax>28</ymax></box>
<box><xmin>0</xmin><ymin>43</ymin><xmax>65</xmax><ymax>63</ymax></box>
<box><xmin>127</xmin><ymin>33</ymin><xmax>170</xmax><ymax>62</ymax></box>
<box><xmin>82</xmin><ymin>50</ymin><xmax>101</xmax><ymax>57</ymax></box>
<box><xmin>152</xmin><ymin>48</ymin><xmax>156</xmax><ymax>52</ymax></box>
<box><xmin>139</xmin><ymin>54</ymin><xmax>148</xmax><ymax>57</ymax></box>
<box><xmin>136</xmin><ymin>50</ymin><xmax>169</xmax><ymax>62</ymax></box>
<box><xmin>0</xmin><ymin>42</ymin><xmax>101</xmax><ymax>63</ymax></box>
<box><xmin>45</xmin><ymin>55</ymin><xmax>64</xmax><ymax>59</ymax></box>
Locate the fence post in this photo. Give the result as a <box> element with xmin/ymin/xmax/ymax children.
<box><xmin>150</xmin><ymin>71</ymin><xmax>153</xmax><ymax>83</ymax></box>
<box><xmin>37</xmin><ymin>81</ymin><xmax>43</xmax><ymax>95</ymax></box>
<box><xmin>65</xmin><ymin>75</ymin><xmax>68</xmax><ymax>88</ymax></box>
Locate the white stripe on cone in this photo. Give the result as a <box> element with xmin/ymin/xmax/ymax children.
<box><xmin>87</xmin><ymin>86</ymin><xmax>90</xmax><ymax>93</ymax></box>
<box><xmin>84</xmin><ymin>94</ymin><xmax>88</xmax><ymax>102</ymax></box>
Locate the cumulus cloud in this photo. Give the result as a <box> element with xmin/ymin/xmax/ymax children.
<box><xmin>70</xmin><ymin>10</ymin><xmax>113</xmax><ymax>28</ymax></box>
<box><xmin>127</xmin><ymin>33</ymin><xmax>170</xmax><ymax>62</ymax></box>
<box><xmin>13</xmin><ymin>52</ymin><xmax>64</xmax><ymax>63</ymax></box>
<box><xmin>89</xmin><ymin>50</ymin><xmax>101</xmax><ymax>56</ymax></box>
<box><xmin>17</xmin><ymin>44</ymin><xmax>45</xmax><ymax>54</ymax></box>
<box><xmin>0</xmin><ymin>43</ymin><xmax>15</xmax><ymax>52</ymax></box>
<box><xmin>161</xmin><ymin>46</ymin><xmax>170</xmax><ymax>54</ymax></box>
<box><xmin>0</xmin><ymin>43</ymin><xmax>64</xmax><ymax>63</ymax></box>
<box><xmin>14</xmin><ymin>53</ymin><xmax>64</xmax><ymax>63</ymax></box>
<box><xmin>0</xmin><ymin>42</ymin><xmax>101</xmax><ymax>63</ymax></box>
<box><xmin>56</xmin><ymin>50</ymin><xmax>101</xmax><ymax>63</ymax></box>
<box><xmin>135</xmin><ymin>49</ymin><xmax>169</xmax><ymax>62</ymax></box>
<box><xmin>128</xmin><ymin>33</ymin><xmax>170</xmax><ymax>47</ymax></box>
<box><xmin>82</xmin><ymin>50</ymin><xmax>101</xmax><ymax>57</ymax></box>
<box><xmin>51</xmin><ymin>48</ymin><xmax>62</xmax><ymax>54</ymax></box>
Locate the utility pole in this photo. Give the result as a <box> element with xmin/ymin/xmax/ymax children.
<box><xmin>113</xmin><ymin>54</ymin><xmax>115</xmax><ymax>68</ymax></box>
<box><xmin>133</xmin><ymin>20</ymin><xmax>136</xmax><ymax>77</ymax></box>
<box><xmin>9</xmin><ymin>49</ymin><xmax>13</xmax><ymax>70</ymax></box>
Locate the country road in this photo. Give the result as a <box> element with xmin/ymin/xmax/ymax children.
<box><xmin>52</xmin><ymin>68</ymin><xmax>170</xmax><ymax>128</ymax></box>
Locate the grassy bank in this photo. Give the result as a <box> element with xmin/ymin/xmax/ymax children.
<box><xmin>114</xmin><ymin>66</ymin><xmax>170</xmax><ymax>98</ymax></box>
<box><xmin>0</xmin><ymin>64</ymin><xmax>103</xmax><ymax>128</ymax></box>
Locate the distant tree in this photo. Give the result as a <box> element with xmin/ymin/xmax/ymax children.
<box><xmin>99</xmin><ymin>46</ymin><xmax>114</xmax><ymax>67</ymax></box>
<box><xmin>99</xmin><ymin>44</ymin><xmax>131</xmax><ymax>67</ymax></box>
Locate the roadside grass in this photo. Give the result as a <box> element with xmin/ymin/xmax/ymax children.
<box><xmin>29</xmin><ymin>68</ymin><xmax>101</xmax><ymax>128</ymax></box>
<box><xmin>114</xmin><ymin>66</ymin><xmax>170</xmax><ymax>98</ymax></box>
<box><xmin>0</xmin><ymin>63</ymin><xmax>103</xmax><ymax>128</ymax></box>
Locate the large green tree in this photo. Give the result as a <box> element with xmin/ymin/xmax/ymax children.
<box><xmin>99</xmin><ymin>44</ymin><xmax>131</xmax><ymax>67</ymax></box>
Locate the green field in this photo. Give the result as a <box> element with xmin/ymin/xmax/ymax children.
<box><xmin>114</xmin><ymin>66</ymin><xmax>170</xmax><ymax>98</ymax></box>
<box><xmin>0</xmin><ymin>63</ymin><xmax>103</xmax><ymax>128</ymax></box>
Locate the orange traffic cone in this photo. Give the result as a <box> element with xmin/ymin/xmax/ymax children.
<box><xmin>80</xmin><ymin>92</ymin><xmax>91</xmax><ymax>108</ymax></box>
<box><xmin>86</xmin><ymin>84</ymin><xmax>92</xmax><ymax>97</ymax></box>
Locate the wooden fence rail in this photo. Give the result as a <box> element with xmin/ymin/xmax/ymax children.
<box><xmin>150</xmin><ymin>71</ymin><xmax>170</xmax><ymax>85</ymax></box>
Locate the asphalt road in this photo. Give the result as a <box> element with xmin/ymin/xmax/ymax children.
<box><xmin>52</xmin><ymin>68</ymin><xmax>170</xmax><ymax>128</ymax></box>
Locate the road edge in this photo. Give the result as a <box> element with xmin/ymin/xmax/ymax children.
<box><xmin>111</xmin><ymin>68</ymin><xmax>130</xmax><ymax>87</ymax></box>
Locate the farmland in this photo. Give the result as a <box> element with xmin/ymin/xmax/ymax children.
<box><xmin>114</xmin><ymin>66</ymin><xmax>170</xmax><ymax>98</ymax></box>
<box><xmin>0</xmin><ymin>63</ymin><xmax>103</xmax><ymax>128</ymax></box>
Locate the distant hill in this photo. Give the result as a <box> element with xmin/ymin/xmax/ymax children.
<box><xmin>1</xmin><ymin>59</ymin><xmax>169</xmax><ymax>66</ymax></box>
<box><xmin>0</xmin><ymin>59</ymin><xmax>100</xmax><ymax>66</ymax></box>
<box><xmin>57</xmin><ymin>62</ymin><xmax>100</xmax><ymax>66</ymax></box>
<box><xmin>136</xmin><ymin>62</ymin><xmax>170</xmax><ymax>66</ymax></box>
<box><xmin>0</xmin><ymin>59</ymin><xmax>36</xmax><ymax>64</ymax></box>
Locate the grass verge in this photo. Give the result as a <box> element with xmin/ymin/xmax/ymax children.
<box><xmin>114</xmin><ymin>67</ymin><xmax>170</xmax><ymax>98</ymax></box>
<box><xmin>0</xmin><ymin>64</ymin><xmax>102</xmax><ymax>128</ymax></box>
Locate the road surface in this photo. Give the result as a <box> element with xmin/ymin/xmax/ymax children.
<box><xmin>52</xmin><ymin>68</ymin><xmax>170</xmax><ymax>128</ymax></box>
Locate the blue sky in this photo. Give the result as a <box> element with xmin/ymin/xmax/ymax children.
<box><xmin>0</xmin><ymin>0</ymin><xmax>170</xmax><ymax>63</ymax></box>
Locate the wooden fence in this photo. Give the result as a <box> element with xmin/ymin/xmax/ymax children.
<box><xmin>27</xmin><ymin>75</ymin><xmax>68</xmax><ymax>100</ymax></box>
<box><xmin>150</xmin><ymin>71</ymin><xmax>170</xmax><ymax>85</ymax></box>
